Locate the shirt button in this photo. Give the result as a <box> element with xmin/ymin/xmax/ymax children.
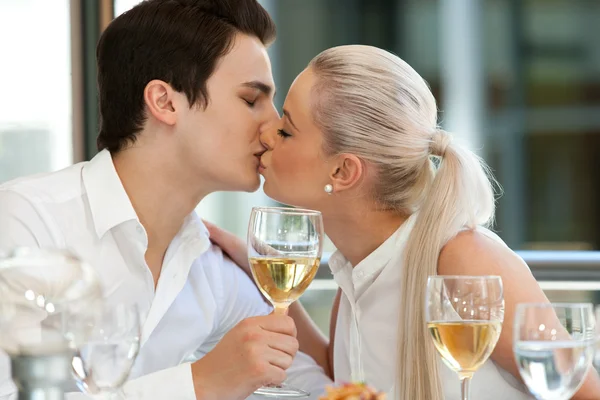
<box><xmin>357</xmin><ymin>271</ymin><xmax>365</xmax><ymax>279</ymax></box>
<box><xmin>136</xmin><ymin>226</ymin><xmax>144</xmax><ymax>235</ymax></box>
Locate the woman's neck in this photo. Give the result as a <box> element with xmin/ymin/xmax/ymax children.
<box><xmin>323</xmin><ymin>204</ymin><xmax>409</xmax><ymax>267</ymax></box>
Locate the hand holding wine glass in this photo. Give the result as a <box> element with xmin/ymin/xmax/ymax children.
<box><xmin>247</xmin><ymin>206</ymin><xmax>323</xmax><ymax>397</ymax></box>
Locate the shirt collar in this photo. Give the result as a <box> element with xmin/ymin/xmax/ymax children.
<box><xmin>179</xmin><ymin>212</ymin><xmax>210</xmax><ymax>244</ymax></box>
<box><xmin>82</xmin><ymin>149</ymin><xmax>212</xmax><ymax>246</ymax></box>
<box><xmin>82</xmin><ymin>149</ymin><xmax>139</xmax><ymax>239</ymax></box>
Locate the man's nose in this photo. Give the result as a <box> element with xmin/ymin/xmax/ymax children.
<box><xmin>260</xmin><ymin>103</ymin><xmax>281</xmax><ymax>150</ymax></box>
<box><xmin>263</xmin><ymin>101</ymin><xmax>280</xmax><ymax>126</ymax></box>
<box><xmin>260</xmin><ymin>123</ymin><xmax>279</xmax><ymax>150</ymax></box>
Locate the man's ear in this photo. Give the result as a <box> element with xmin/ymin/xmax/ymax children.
<box><xmin>143</xmin><ymin>79</ymin><xmax>177</xmax><ymax>126</ymax></box>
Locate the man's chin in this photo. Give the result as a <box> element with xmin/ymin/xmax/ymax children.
<box><xmin>236</xmin><ymin>175</ymin><xmax>261</xmax><ymax>193</ymax></box>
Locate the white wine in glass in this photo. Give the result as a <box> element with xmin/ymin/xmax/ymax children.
<box><xmin>427</xmin><ymin>320</ymin><xmax>502</xmax><ymax>374</ymax></box>
<box><xmin>249</xmin><ymin>256</ymin><xmax>320</xmax><ymax>309</ymax></box>
<box><xmin>248</xmin><ymin>206</ymin><xmax>323</xmax><ymax>398</ymax></box>
<box><xmin>425</xmin><ymin>275</ymin><xmax>504</xmax><ymax>400</ymax></box>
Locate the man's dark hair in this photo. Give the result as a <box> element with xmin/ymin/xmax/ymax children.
<box><xmin>96</xmin><ymin>0</ymin><xmax>276</xmax><ymax>153</ymax></box>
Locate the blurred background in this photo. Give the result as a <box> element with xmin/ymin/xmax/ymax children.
<box><xmin>1</xmin><ymin>0</ymin><xmax>599</xmax><ymax>332</ymax></box>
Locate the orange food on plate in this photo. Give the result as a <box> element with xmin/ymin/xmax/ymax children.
<box><xmin>318</xmin><ymin>382</ymin><xmax>386</xmax><ymax>400</ymax></box>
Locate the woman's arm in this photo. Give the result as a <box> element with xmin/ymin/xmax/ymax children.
<box><xmin>438</xmin><ymin>230</ymin><xmax>600</xmax><ymax>399</ymax></box>
<box><xmin>288</xmin><ymin>300</ymin><xmax>332</xmax><ymax>378</ymax></box>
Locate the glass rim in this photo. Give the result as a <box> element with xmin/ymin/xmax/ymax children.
<box><xmin>427</xmin><ymin>275</ymin><xmax>502</xmax><ymax>280</ymax></box>
<box><xmin>251</xmin><ymin>206</ymin><xmax>322</xmax><ymax>216</ymax></box>
<box><xmin>516</xmin><ymin>302</ymin><xmax>594</xmax><ymax>310</ymax></box>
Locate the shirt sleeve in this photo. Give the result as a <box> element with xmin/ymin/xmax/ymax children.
<box><xmin>0</xmin><ymin>189</ymin><xmax>56</xmax><ymax>250</ymax></box>
<box><xmin>64</xmin><ymin>363</ymin><xmax>197</xmax><ymax>400</ymax></box>
<box><xmin>0</xmin><ymin>352</ymin><xmax>15</xmax><ymax>400</ymax></box>
<box><xmin>0</xmin><ymin>190</ymin><xmax>58</xmax><ymax>400</ymax></box>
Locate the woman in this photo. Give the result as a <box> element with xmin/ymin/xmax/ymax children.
<box><xmin>208</xmin><ymin>45</ymin><xmax>600</xmax><ymax>399</ymax></box>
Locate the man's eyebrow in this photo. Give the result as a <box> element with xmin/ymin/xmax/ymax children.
<box><xmin>241</xmin><ymin>81</ymin><xmax>274</xmax><ymax>97</ymax></box>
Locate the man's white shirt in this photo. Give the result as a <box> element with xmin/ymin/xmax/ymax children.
<box><xmin>0</xmin><ymin>150</ymin><xmax>331</xmax><ymax>399</ymax></box>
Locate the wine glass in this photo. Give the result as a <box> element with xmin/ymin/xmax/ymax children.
<box><xmin>514</xmin><ymin>303</ymin><xmax>596</xmax><ymax>400</ymax></box>
<box><xmin>0</xmin><ymin>247</ymin><xmax>103</xmax><ymax>400</ymax></box>
<box><xmin>248</xmin><ymin>206</ymin><xmax>323</xmax><ymax>398</ymax></box>
<box><xmin>72</xmin><ymin>303</ymin><xmax>141</xmax><ymax>399</ymax></box>
<box><xmin>425</xmin><ymin>275</ymin><xmax>504</xmax><ymax>400</ymax></box>
<box><xmin>594</xmin><ymin>306</ymin><xmax>600</xmax><ymax>372</ymax></box>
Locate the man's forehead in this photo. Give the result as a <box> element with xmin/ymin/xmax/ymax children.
<box><xmin>213</xmin><ymin>34</ymin><xmax>274</xmax><ymax>86</ymax></box>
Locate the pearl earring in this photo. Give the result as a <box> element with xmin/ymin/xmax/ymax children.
<box><xmin>324</xmin><ymin>184</ymin><xmax>333</xmax><ymax>194</ymax></box>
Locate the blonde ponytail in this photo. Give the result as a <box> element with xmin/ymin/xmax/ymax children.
<box><xmin>395</xmin><ymin>130</ymin><xmax>496</xmax><ymax>400</ymax></box>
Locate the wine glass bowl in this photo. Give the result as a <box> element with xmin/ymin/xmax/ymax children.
<box><xmin>248</xmin><ymin>207</ymin><xmax>323</xmax><ymax>313</ymax></box>
<box><xmin>72</xmin><ymin>303</ymin><xmax>141</xmax><ymax>399</ymax></box>
<box><xmin>514</xmin><ymin>303</ymin><xmax>596</xmax><ymax>400</ymax></box>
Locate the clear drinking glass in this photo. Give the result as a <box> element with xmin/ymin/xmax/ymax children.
<box><xmin>72</xmin><ymin>303</ymin><xmax>141</xmax><ymax>399</ymax></box>
<box><xmin>514</xmin><ymin>303</ymin><xmax>596</xmax><ymax>400</ymax></box>
<box><xmin>594</xmin><ymin>306</ymin><xmax>600</xmax><ymax>372</ymax></box>
<box><xmin>248</xmin><ymin>206</ymin><xmax>323</xmax><ymax>398</ymax></box>
<box><xmin>425</xmin><ymin>275</ymin><xmax>504</xmax><ymax>400</ymax></box>
<box><xmin>0</xmin><ymin>247</ymin><xmax>103</xmax><ymax>400</ymax></box>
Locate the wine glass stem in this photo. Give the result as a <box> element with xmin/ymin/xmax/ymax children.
<box><xmin>273</xmin><ymin>305</ymin><xmax>289</xmax><ymax>315</ymax></box>
<box><xmin>460</xmin><ymin>376</ymin><xmax>472</xmax><ymax>400</ymax></box>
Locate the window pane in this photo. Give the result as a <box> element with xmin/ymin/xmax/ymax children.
<box><xmin>114</xmin><ymin>0</ymin><xmax>142</xmax><ymax>16</ymax></box>
<box><xmin>0</xmin><ymin>0</ymin><xmax>72</xmax><ymax>183</ymax></box>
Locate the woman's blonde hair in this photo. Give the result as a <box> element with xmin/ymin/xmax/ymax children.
<box><xmin>309</xmin><ymin>45</ymin><xmax>497</xmax><ymax>400</ymax></box>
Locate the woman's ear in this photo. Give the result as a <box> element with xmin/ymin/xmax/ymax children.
<box><xmin>329</xmin><ymin>154</ymin><xmax>364</xmax><ymax>193</ymax></box>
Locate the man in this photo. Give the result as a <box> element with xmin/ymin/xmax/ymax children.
<box><xmin>0</xmin><ymin>1</ymin><xmax>330</xmax><ymax>399</ymax></box>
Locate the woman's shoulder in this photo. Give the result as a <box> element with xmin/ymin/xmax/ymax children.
<box><xmin>437</xmin><ymin>227</ymin><xmax>530</xmax><ymax>278</ymax></box>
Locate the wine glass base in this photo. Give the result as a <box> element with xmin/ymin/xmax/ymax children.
<box><xmin>253</xmin><ymin>384</ymin><xmax>310</xmax><ymax>398</ymax></box>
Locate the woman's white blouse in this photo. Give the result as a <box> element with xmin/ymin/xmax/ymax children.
<box><xmin>328</xmin><ymin>214</ymin><xmax>533</xmax><ymax>399</ymax></box>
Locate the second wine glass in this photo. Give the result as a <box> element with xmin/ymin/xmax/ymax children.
<box><xmin>425</xmin><ymin>275</ymin><xmax>504</xmax><ymax>400</ymax></box>
<box><xmin>72</xmin><ymin>303</ymin><xmax>141</xmax><ymax>399</ymax></box>
<box><xmin>248</xmin><ymin>206</ymin><xmax>323</xmax><ymax>398</ymax></box>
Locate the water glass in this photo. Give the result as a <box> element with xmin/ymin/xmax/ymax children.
<box><xmin>514</xmin><ymin>303</ymin><xmax>596</xmax><ymax>400</ymax></box>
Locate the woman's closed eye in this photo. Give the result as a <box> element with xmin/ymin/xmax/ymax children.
<box><xmin>277</xmin><ymin>129</ymin><xmax>292</xmax><ymax>138</ymax></box>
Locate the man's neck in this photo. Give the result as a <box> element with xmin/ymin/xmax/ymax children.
<box><xmin>111</xmin><ymin>146</ymin><xmax>208</xmax><ymax>270</ymax></box>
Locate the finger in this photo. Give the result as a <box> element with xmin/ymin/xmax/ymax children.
<box><xmin>262</xmin><ymin>364</ymin><xmax>287</xmax><ymax>387</ymax></box>
<box><xmin>265</xmin><ymin>331</ymin><xmax>299</xmax><ymax>358</ymax></box>
<box><xmin>202</xmin><ymin>220</ymin><xmax>220</xmax><ymax>240</ymax></box>
<box><xmin>257</xmin><ymin>314</ymin><xmax>297</xmax><ymax>336</ymax></box>
<box><xmin>263</xmin><ymin>347</ymin><xmax>294</xmax><ymax>373</ymax></box>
